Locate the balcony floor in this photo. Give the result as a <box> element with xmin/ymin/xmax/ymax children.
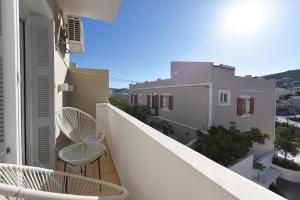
<box><xmin>55</xmin><ymin>140</ymin><xmax>121</xmax><ymax>185</ymax></box>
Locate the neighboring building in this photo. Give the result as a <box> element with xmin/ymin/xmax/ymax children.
<box><xmin>129</xmin><ymin>62</ymin><xmax>276</xmax><ymax>157</ymax></box>
<box><xmin>277</xmin><ymin>76</ymin><xmax>293</xmax><ymax>87</ymax></box>
<box><xmin>276</xmin><ymin>87</ymin><xmax>295</xmax><ymax>100</ymax></box>
<box><xmin>288</xmin><ymin>96</ymin><xmax>300</xmax><ymax>113</ymax></box>
<box><xmin>293</xmin><ymin>85</ymin><xmax>300</xmax><ymax>93</ymax></box>
<box><xmin>110</xmin><ymin>88</ymin><xmax>129</xmax><ymax>101</ymax></box>
<box><xmin>276</xmin><ymin>100</ymin><xmax>292</xmax><ymax>116</ymax></box>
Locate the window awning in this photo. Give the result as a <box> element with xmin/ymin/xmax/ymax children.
<box><xmin>56</xmin><ymin>0</ymin><xmax>121</xmax><ymax>22</ymax></box>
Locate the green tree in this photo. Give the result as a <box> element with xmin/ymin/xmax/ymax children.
<box><xmin>253</xmin><ymin>162</ymin><xmax>265</xmax><ymax>181</ymax></box>
<box><xmin>195</xmin><ymin>122</ymin><xmax>269</xmax><ymax>166</ymax></box>
<box><xmin>275</xmin><ymin>125</ymin><xmax>299</xmax><ymax>159</ymax></box>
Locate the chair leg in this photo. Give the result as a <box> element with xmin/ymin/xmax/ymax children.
<box><xmin>80</xmin><ymin>166</ymin><xmax>83</xmax><ymax>173</ymax></box>
<box><xmin>84</xmin><ymin>165</ymin><xmax>87</xmax><ymax>176</ymax></box>
<box><xmin>63</xmin><ymin>162</ymin><xmax>67</xmax><ymax>172</ymax></box>
<box><xmin>98</xmin><ymin>158</ymin><xmax>101</xmax><ymax>179</ymax></box>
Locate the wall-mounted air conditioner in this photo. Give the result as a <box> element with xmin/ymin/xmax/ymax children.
<box><xmin>67</xmin><ymin>15</ymin><xmax>84</xmax><ymax>54</ymax></box>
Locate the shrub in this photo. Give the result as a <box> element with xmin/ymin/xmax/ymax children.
<box><xmin>195</xmin><ymin>122</ymin><xmax>269</xmax><ymax>166</ymax></box>
<box><xmin>275</xmin><ymin>124</ymin><xmax>300</xmax><ymax>159</ymax></box>
<box><xmin>272</xmin><ymin>156</ymin><xmax>300</xmax><ymax>171</ymax></box>
<box><xmin>269</xmin><ymin>184</ymin><xmax>285</xmax><ymax>197</ymax></box>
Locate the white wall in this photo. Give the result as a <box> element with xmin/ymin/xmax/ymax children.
<box><xmin>229</xmin><ymin>154</ymin><xmax>255</xmax><ymax>180</ymax></box>
<box><xmin>271</xmin><ymin>164</ymin><xmax>300</xmax><ymax>183</ymax></box>
<box><xmin>97</xmin><ymin>103</ymin><xmax>285</xmax><ymax>200</ymax></box>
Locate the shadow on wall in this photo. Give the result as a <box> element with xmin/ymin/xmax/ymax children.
<box><xmin>56</xmin><ymin>67</ymin><xmax>109</xmax><ymax>154</ymax></box>
<box><xmin>63</xmin><ymin>67</ymin><xmax>109</xmax><ymax>118</ymax></box>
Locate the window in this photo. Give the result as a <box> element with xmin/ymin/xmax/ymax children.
<box><xmin>160</xmin><ymin>95</ymin><xmax>173</xmax><ymax>111</ymax></box>
<box><xmin>237</xmin><ymin>96</ymin><xmax>255</xmax><ymax>116</ymax></box>
<box><xmin>219</xmin><ymin>90</ymin><xmax>231</xmax><ymax>106</ymax></box>
<box><xmin>130</xmin><ymin>94</ymin><xmax>138</xmax><ymax>105</ymax></box>
<box><xmin>139</xmin><ymin>94</ymin><xmax>143</xmax><ymax>104</ymax></box>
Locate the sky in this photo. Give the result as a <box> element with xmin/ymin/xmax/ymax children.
<box><xmin>70</xmin><ymin>0</ymin><xmax>300</xmax><ymax>88</ymax></box>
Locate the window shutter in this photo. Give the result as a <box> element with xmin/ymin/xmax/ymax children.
<box><xmin>30</xmin><ymin>16</ymin><xmax>55</xmax><ymax>169</ymax></box>
<box><xmin>147</xmin><ymin>95</ymin><xmax>150</xmax><ymax>108</ymax></box>
<box><xmin>154</xmin><ymin>95</ymin><xmax>159</xmax><ymax>108</ymax></box>
<box><xmin>169</xmin><ymin>96</ymin><xmax>173</xmax><ymax>110</ymax></box>
<box><xmin>154</xmin><ymin>95</ymin><xmax>159</xmax><ymax>115</ymax></box>
<box><xmin>237</xmin><ymin>97</ymin><xmax>244</xmax><ymax>115</ymax></box>
<box><xmin>250</xmin><ymin>98</ymin><xmax>255</xmax><ymax>114</ymax></box>
<box><xmin>130</xmin><ymin>94</ymin><xmax>133</xmax><ymax>104</ymax></box>
<box><xmin>152</xmin><ymin>96</ymin><xmax>155</xmax><ymax>108</ymax></box>
<box><xmin>160</xmin><ymin>96</ymin><xmax>163</xmax><ymax>108</ymax></box>
<box><xmin>134</xmin><ymin>94</ymin><xmax>138</xmax><ymax>104</ymax></box>
<box><xmin>0</xmin><ymin>1</ymin><xmax>4</xmax><ymax>143</ymax></box>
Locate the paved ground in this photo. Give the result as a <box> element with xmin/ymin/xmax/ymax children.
<box><xmin>277</xmin><ymin>178</ymin><xmax>300</xmax><ymax>200</ymax></box>
<box><xmin>276</xmin><ymin>116</ymin><xmax>300</xmax><ymax>128</ymax></box>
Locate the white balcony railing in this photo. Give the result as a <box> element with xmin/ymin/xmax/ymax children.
<box><xmin>96</xmin><ymin>103</ymin><xmax>285</xmax><ymax>200</ymax></box>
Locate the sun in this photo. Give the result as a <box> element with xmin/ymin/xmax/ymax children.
<box><xmin>222</xmin><ymin>0</ymin><xmax>266</xmax><ymax>37</ymax></box>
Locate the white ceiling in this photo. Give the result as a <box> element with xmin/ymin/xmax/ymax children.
<box><xmin>55</xmin><ymin>0</ymin><xmax>121</xmax><ymax>23</ymax></box>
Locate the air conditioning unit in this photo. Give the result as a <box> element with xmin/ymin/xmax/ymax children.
<box><xmin>67</xmin><ymin>15</ymin><xmax>84</xmax><ymax>54</ymax></box>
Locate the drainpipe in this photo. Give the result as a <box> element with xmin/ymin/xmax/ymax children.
<box><xmin>208</xmin><ymin>82</ymin><xmax>213</xmax><ymax>129</ymax></box>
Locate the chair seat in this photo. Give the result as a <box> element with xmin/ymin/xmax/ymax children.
<box><xmin>0</xmin><ymin>163</ymin><xmax>129</xmax><ymax>200</ymax></box>
<box><xmin>59</xmin><ymin>139</ymin><xmax>105</xmax><ymax>166</ymax></box>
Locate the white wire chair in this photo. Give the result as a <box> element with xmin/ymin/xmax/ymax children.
<box><xmin>56</xmin><ymin>107</ymin><xmax>105</xmax><ymax>143</ymax></box>
<box><xmin>0</xmin><ymin>163</ymin><xmax>129</xmax><ymax>200</ymax></box>
<box><xmin>59</xmin><ymin>139</ymin><xmax>106</xmax><ymax>167</ymax></box>
<box><xmin>56</xmin><ymin>107</ymin><xmax>106</xmax><ymax>178</ymax></box>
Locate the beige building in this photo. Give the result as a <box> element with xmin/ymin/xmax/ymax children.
<box><xmin>129</xmin><ymin>62</ymin><xmax>276</xmax><ymax>157</ymax></box>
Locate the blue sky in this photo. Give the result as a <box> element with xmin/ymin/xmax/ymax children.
<box><xmin>71</xmin><ymin>0</ymin><xmax>300</xmax><ymax>88</ymax></box>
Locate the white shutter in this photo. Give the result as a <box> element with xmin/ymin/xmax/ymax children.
<box><xmin>0</xmin><ymin>0</ymin><xmax>4</xmax><ymax>144</ymax></box>
<box><xmin>30</xmin><ymin>16</ymin><xmax>54</xmax><ymax>169</ymax></box>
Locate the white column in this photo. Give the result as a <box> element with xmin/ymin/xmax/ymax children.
<box><xmin>2</xmin><ymin>0</ymin><xmax>22</xmax><ymax>164</ymax></box>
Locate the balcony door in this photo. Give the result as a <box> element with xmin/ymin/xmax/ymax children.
<box><xmin>19</xmin><ymin>18</ymin><xmax>27</xmax><ymax>165</ymax></box>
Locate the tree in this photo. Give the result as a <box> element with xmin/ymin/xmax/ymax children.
<box><xmin>147</xmin><ymin>118</ymin><xmax>173</xmax><ymax>135</ymax></box>
<box><xmin>253</xmin><ymin>162</ymin><xmax>265</xmax><ymax>181</ymax></box>
<box><xmin>195</xmin><ymin>122</ymin><xmax>269</xmax><ymax>166</ymax></box>
<box><xmin>275</xmin><ymin>125</ymin><xmax>299</xmax><ymax>159</ymax></box>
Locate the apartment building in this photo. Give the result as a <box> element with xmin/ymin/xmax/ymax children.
<box><xmin>0</xmin><ymin>0</ymin><xmax>284</xmax><ymax>199</ymax></box>
<box><xmin>129</xmin><ymin>62</ymin><xmax>276</xmax><ymax>157</ymax></box>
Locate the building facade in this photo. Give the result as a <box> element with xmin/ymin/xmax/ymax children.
<box><xmin>129</xmin><ymin>62</ymin><xmax>276</xmax><ymax>156</ymax></box>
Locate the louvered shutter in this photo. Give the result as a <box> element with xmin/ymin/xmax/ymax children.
<box><xmin>30</xmin><ymin>16</ymin><xmax>54</xmax><ymax>169</ymax></box>
<box><xmin>134</xmin><ymin>94</ymin><xmax>138</xmax><ymax>105</ymax></box>
<box><xmin>249</xmin><ymin>98</ymin><xmax>255</xmax><ymax>114</ymax></box>
<box><xmin>160</xmin><ymin>96</ymin><xmax>163</xmax><ymax>108</ymax></box>
<box><xmin>130</xmin><ymin>94</ymin><xmax>133</xmax><ymax>104</ymax></box>
<box><xmin>0</xmin><ymin>1</ymin><xmax>3</xmax><ymax>144</ymax></box>
<box><xmin>237</xmin><ymin>97</ymin><xmax>244</xmax><ymax>116</ymax></box>
<box><xmin>151</xmin><ymin>96</ymin><xmax>155</xmax><ymax>108</ymax></box>
<box><xmin>147</xmin><ymin>95</ymin><xmax>150</xmax><ymax>109</ymax></box>
<box><xmin>168</xmin><ymin>96</ymin><xmax>173</xmax><ymax>110</ymax></box>
<box><xmin>154</xmin><ymin>95</ymin><xmax>159</xmax><ymax>115</ymax></box>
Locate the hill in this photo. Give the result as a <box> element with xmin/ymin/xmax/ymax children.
<box><xmin>264</xmin><ymin>69</ymin><xmax>300</xmax><ymax>81</ymax></box>
<box><xmin>110</xmin><ymin>88</ymin><xmax>129</xmax><ymax>93</ymax></box>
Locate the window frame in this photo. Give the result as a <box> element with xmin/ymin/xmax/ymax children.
<box><xmin>238</xmin><ymin>96</ymin><xmax>252</xmax><ymax>117</ymax></box>
<box><xmin>218</xmin><ymin>90</ymin><xmax>231</xmax><ymax>106</ymax></box>
<box><xmin>160</xmin><ymin>93</ymin><xmax>172</xmax><ymax>111</ymax></box>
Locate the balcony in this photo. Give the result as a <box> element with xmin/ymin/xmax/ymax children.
<box><xmin>92</xmin><ymin>103</ymin><xmax>285</xmax><ymax>200</ymax></box>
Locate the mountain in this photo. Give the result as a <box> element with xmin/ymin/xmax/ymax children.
<box><xmin>264</xmin><ymin>69</ymin><xmax>300</xmax><ymax>81</ymax></box>
<box><xmin>264</xmin><ymin>69</ymin><xmax>300</xmax><ymax>87</ymax></box>
<box><xmin>110</xmin><ymin>88</ymin><xmax>129</xmax><ymax>93</ymax></box>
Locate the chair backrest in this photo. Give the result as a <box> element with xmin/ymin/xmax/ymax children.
<box><xmin>56</xmin><ymin>107</ymin><xmax>104</xmax><ymax>143</ymax></box>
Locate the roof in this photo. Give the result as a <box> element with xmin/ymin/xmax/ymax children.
<box><xmin>56</xmin><ymin>0</ymin><xmax>121</xmax><ymax>22</ymax></box>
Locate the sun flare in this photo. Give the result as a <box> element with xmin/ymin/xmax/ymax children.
<box><xmin>223</xmin><ymin>0</ymin><xmax>266</xmax><ymax>37</ymax></box>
